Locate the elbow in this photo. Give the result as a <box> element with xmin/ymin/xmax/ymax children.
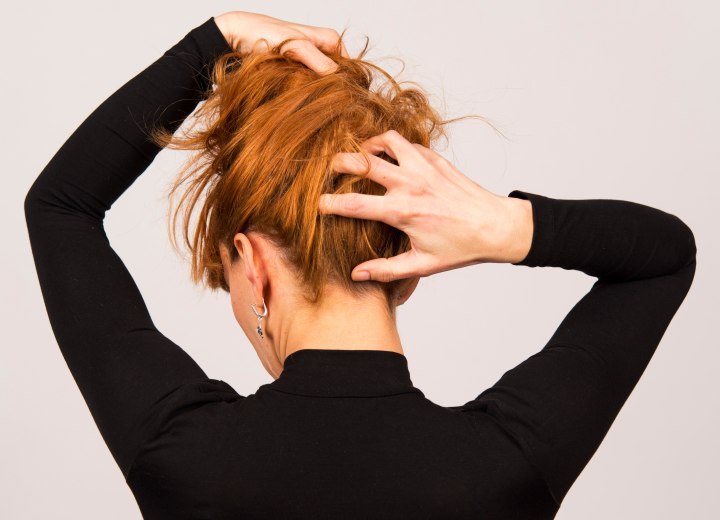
<box><xmin>24</xmin><ymin>183</ymin><xmax>53</xmax><ymax>231</ymax></box>
<box><xmin>675</xmin><ymin>216</ymin><xmax>697</xmax><ymax>268</ymax></box>
<box><xmin>686</xmin><ymin>226</ymin><xmax>697</xmax><ymax>265</ymax></box>
<box><xmin>24</xmin><ymin>188</ymin><xmax>39</xmax><ymax>223</ymax></box>
<box><xmin>24</xmin><ymin>186</ymin><xmax>44</xmax><ymax>226</ymax></box>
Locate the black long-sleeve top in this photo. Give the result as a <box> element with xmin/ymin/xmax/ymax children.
<box><xmin>24</xmin><ymin>16</ymin><xmax>697</xmax><ymax>520</ymax></box>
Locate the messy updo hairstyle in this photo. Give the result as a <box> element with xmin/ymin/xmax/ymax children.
<box><xmin>150</xmin><ymin>32</ymin><xmax>498</xmax><ymax>313</ymax></box>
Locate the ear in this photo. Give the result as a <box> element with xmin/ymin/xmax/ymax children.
<box><xmin>395</xmin><ymin>276</ymin><xmax>420</xmax><ymax>306</ymax></box>
<box><xmin>219</xmin><ymin>242</ymin><xmax>231</xmax><ymax>289</ymax></box>
<box><xmin>233</xmin><ymin>232</ymin><xmax>267</xmax><ymax>305</ymax></box>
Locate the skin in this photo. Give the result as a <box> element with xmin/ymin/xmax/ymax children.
<box><xmin>213</xmin><ymin>12</ymin><xmax>534</xmax><ymax>380</ymax></box>
<box><xmin>219</xmin><ymin>238</ymin><xmax>416</xmax><ymax>380</ymax></box>
<box><xmin>213</xmin><ymin>11</ymin><xmax>350</xmax><ymax>73</ymax></box>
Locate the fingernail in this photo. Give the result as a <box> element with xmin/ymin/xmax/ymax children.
<box><xmin>354</xmin><ymin>271</ymin><xmax>370</xmax><ymax>281</ymax></box>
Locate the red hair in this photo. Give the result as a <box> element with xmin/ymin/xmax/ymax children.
<box><xmin>150</xmin><ymin>34</ymin><xmax>497</xmax><ymax>312</ymax></box>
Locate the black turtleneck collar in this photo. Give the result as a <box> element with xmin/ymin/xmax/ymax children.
<box><xmin>264</xmin><ymin>349</ymin><xmax>425</xmax><ymax>398</ymax></box>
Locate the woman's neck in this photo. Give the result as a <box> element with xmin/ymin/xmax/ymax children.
<box><xmin>274</xmin><ymin>290</ymin><xmax>404</xmax><ymax>366</ymax></box>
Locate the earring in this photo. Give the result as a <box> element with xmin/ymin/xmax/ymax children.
<box><xmin>251</xmin><ymin>298</ymin><xmax>268</xmax><ymax>339</ymax></box>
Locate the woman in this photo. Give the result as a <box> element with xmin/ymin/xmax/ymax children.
<box><xmin>24</xmin><ymin>10</ymin><xmax>696</xmax><ymax>520</ymax></box>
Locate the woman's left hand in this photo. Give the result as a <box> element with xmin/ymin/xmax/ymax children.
<box><xmin>213</xmin><ymin>10</ymin><xmax>349</xmax><ymax>75</ymax></box>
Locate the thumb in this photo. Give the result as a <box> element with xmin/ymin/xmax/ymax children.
<box><xmin>351</xmin><ymin>251</ymin><xmax>423</xmax><ymax>283</ymax></box>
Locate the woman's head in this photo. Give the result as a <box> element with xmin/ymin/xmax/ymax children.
<box><xmin>150</xmin><ymin>34</ymin><xmax>489</xmax><ymax>374</ymax></box>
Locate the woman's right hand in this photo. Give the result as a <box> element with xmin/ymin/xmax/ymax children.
<box><xmin>318</xmin><ymin>130</ymin><xmax>534</xmax><ymax>283</ymax></box>
<box><xmin>214</xmin><ymin>11</ymin><xmax>349</xmax><ymax>75</ymax></box>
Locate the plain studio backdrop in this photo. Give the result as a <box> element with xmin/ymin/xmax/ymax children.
<box><xmin>2</xmin><ymin>1</ymin><xmax>718</xmax><ymax>518</ymax></box>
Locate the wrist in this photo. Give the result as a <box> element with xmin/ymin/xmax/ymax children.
<box><xmin>493</xmin><ymin>195</ymin><xmax>534</xmax><ymax>264</ymax></box>
<box><xmin>213</xmin><ymin>12</ymin><xmax>240</xmax><ymax>49</ymax></box>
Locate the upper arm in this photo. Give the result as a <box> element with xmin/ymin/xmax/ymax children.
<box><xmin>457</xmin><ymin>257</ymin><xmax>697</xmax><ymax>505</ymax></box>
<box><xmin>456</xmin><ymin>189</ymin><xmax>697</xmax><ymax>505</ymax></box>
<box><xmin>23</xmin><ymin>17</ymin><xmax>238</xmax><ymax>479</ymax></box>
<box><xmin>24</xmin><ymin>188</ymin><xmax>211</xmax><ymax>478</ymax></box>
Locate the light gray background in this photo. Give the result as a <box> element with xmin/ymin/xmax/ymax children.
<box><xmin>2</xmin><ymin>1</ymin><xmax>718</xmax><ymax>518</ymax></box>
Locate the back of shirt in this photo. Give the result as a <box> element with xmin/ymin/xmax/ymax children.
<box><xmin>125</xmin><ymin>361</ymin><xmax>558</xmax><ymax>520</ymax></box>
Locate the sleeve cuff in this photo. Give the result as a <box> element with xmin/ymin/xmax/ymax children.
<box><xmin>507</xmin><ymin>190</ymin><xmax>557</xmax><ymax>268</ymax></box>
<box><xmin>188</xmin><ymin>16</ymin><xmax>235</xmax><ymax>66</ymax></box>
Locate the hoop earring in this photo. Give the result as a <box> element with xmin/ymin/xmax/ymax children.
<box><xmin>251</xmin><ymin>299</ymin><xmax>268</xmax><ymax>339</ymax></box>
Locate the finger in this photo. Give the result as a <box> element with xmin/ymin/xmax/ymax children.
<box><xmin>339</xmin><ymin>40</ymin><xmax>350</xmax><ymax>58</ymax></box>
<box><xmin>410</xmin><ymin>142</ymin><xmax>447</xmax><ymax>172</ymax></box>
<box><xmin>350</xmin><ymin>250</ymin><xmax>425</xmax><ymax>283</ymax></box>
<box><xmin>359</xmin><ymin>134</ymin><xmax>397</xmax><ymax>161</ymax></box>
<box><xmin>359</xmin><ymin>130</ymin><xmax>421</xmax><ymax>165</ymax></box>
<box><xmin>308</xmin><ymin>27</ymin><xmax>350</xmax><ymax>58</ymax></box>
<box><xmin>332</xmin><ymin>32</ymin><xmax>350</xmax><ymax>59</ymax></box>
<box><xmin>410</xmin><ymin>143</ymin><xmax>461</xmax><ymax>183</ymax></box>
<box><xmin>281</xmin><ymin>39</ymin><xmax>338</xmax><ymax>75</ymax></box>
<box><xmin>294</xmin><ymin>25</ymin><xmax>350</xmax><ymax>58</ymax></box>
<box><xmin>318</xmin><ymin>192</ymin><xmax>392</xmax><ymax>224</ymax></box>
<box><xmin>410</xmin><ymin>142</ymin><xmax>440</xmax><ymax>163</ymax></box>
<box><xmin>331</xmin><ymin>152</ymin><xmax>404</xmax><ymax>189</ymax></box>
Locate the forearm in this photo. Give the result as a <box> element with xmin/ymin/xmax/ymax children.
<box><xmin>23</xmin><ymin>18</ymin><xmax>234</xmax><ymax>476</ymax></box>
<box><xmin>502</xmin><ymin>190</ymin><xmax>696</xmax><ymax>280</ymax></box>
<box><xmin>469</xmin><ymin>189</ymin><xmax>697</xmax><ymax>505</ymax></box>
<box><xmin>26</xmin><ymin>17</ymin><xmax>233</xmax><ymax>213</ymax></box>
